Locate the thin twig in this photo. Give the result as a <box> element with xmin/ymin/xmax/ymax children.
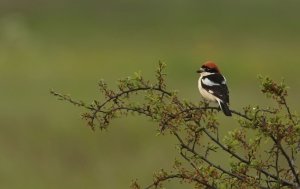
<box><xmin>281</xmin><ymin>97</ymin><xmax>296</xmax><ymax>126</ymax></box>
<box><xmin>144</xmin><ymin>173</ymin><xmax>217</xmax><ymax>189</ymax></box>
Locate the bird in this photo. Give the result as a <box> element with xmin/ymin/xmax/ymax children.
<box><xmin>197</xmin><ymin>61</ymin><xmax>232</xmax><ymax>116</ymax></box>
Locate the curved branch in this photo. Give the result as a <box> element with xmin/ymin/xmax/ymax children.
<box><xmin>271</xmin><ymin>136</ymin><xmax>300</xmax><ymax>186</ymax></box>
<box><xmin>174</xmin><ymin>132</ymin><xmax>245</xmax><ymax>182</ymax></box>
<box><xmin>144</xmin><ymin>173</ymin><xmax>217</xmax><ymax>189</ymax></box>
<box><xmin>97</xmin><ymin>87</ymin><xmax>172</xmax><ymax>110</ymax></box>
<box><xmin>202</xmin><ymin>128</ymin><xmax>295</xmax><ymax>187</ymax></box>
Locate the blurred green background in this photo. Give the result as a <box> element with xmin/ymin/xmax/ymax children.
<box><xmin>1</xmin><ymin>0</ymin><xmax>300</xmax><ymax>188</ymax></box>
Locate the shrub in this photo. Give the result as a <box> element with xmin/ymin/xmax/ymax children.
<box><xmin>51</xmin><ymin>62</ymin><xmax>300</xmax><ymax>189</ymax></box>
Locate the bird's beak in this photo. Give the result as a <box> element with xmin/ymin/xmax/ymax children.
<box><xmin>196</xmin><ymin>68</ymin><xmax>204</xmax><ymax>73</ymax></box>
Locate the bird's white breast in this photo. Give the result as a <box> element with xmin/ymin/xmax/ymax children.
<box><xmin>198</xmin><ymin>75</ymin><xmax>218</xmax><ymax>102</ymax></box>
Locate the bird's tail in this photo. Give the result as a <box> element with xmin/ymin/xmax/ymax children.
<box><xmin>217</xmin><ymin>100</ymin><xmax>232</xmax><ymax>116</ymax></box>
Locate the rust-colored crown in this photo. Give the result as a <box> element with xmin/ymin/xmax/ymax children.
<box><xmin>202</xmin><ymin>61</ymin><xmax>220</xmax><ymax>73</ymax></box>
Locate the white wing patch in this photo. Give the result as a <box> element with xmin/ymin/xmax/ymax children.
<box><xmin>208</xmin><ymin>90</ymin><xmax>214</xmax><ymax>94</ymax></box>
<box><xmin>222</xmin><ymin>76</ymin><xmax>227</xmax><ymax>84</ymax></box>
<box><xmin>202</xmin><ymin>78</ymin><xmax>220</xmax><ymax>86</ymax></box>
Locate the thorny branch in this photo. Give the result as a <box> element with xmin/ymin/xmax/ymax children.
<box><xmin>52</xmin><ymin>63</ymin><xmax>300</xmax><ymax>189</ymax></box>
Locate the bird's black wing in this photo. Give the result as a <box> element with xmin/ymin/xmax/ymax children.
<box><xmin>201</xmin><ymin>74</ymin><xmax>230</xmax><ymax>104</ymax></box>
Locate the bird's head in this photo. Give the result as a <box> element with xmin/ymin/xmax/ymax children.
<box><xmin>197</xmin><ymin>61</ymin><xmax>220</xmax><ymax>75</ymax></box>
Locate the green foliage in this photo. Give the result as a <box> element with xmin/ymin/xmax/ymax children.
<box><xmin>51</xmin><ymin>64</ymin><xmax>300</xmax><ymax>189</ymax></box>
